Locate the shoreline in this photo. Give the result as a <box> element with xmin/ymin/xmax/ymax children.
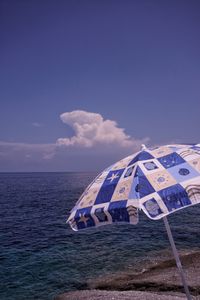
<box><xmin>55</xmin><ymin>290</ymin><xmax>195</xmax><ymax>300</ymax></box>
<box><xmin>55</xmin><ymin>250</ymin><xmax>200</xmax><ymax>300</ymax></box>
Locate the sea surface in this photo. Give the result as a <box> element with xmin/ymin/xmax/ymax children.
<box><xmin>0</xmin><ymin>172</ymin><xmax>200</xmax><ymax>300</ymax></box>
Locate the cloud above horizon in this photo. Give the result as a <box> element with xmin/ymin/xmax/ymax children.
<box><xmin>0</xmin><ymin>141</ymin><xmax>56</xmax><ymax>160</ymax></box>
<box><xmin>0</xmin><ymin>110</ymin><xmax>150</xmax><ymax>171</ymax></box>
<box><xmin>56</xmin><ymin>110</ymin><xmax>148</xmax><ymax>149</ymax></box>
<box><xmin>32</xmin><ymin>122</ymin><xmax>43</xmax><ymax>127</ymax></box>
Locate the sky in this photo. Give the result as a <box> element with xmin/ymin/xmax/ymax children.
<box><xmin>0</xmin><ymin>0</ymin><xmax>200</xmax><ymax>172</ymax></box>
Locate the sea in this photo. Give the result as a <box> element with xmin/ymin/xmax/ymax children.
<box><xmin>0</xmin><ymin>172</ymin><xmax>200</xmax><ymax>300</ymax></box>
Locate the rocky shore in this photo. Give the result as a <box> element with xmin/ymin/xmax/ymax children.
<box><xmin>55</xmin><ymin>251</ymin><xmax>200</xmax><ymax>300</ymax></box>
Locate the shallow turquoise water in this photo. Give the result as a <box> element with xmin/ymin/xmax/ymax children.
<box><xmin>0</xmin><ymin>172</ymin><xmax>200</xmax><ymax>300</ymax></box>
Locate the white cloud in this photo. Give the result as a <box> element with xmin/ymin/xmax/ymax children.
<box><xmin>0</xmin><ymin>110</ymin><xmax>149</xmax><ymax>170</ymax></box>
<box><xmin>56</xmin><ymin>110</ymin><xmax>148</xmax><ymax>149</ymax></box>
<box><xmin>32</xmin><ymin>122</ymin><xmax>43</xmax><ymax>127</ymax></box>
<box><xmin>0</xmin><ymin>141</ymin><xmax>56</xmax><ymax>160</ymax></box>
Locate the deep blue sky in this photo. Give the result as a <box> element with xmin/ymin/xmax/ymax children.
<box><xmin>0</xmin><ymin>0</ymin><xmax>200</xmax><ymax>171</ymax></box>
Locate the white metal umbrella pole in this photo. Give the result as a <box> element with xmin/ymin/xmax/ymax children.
<box><xmin>163</xmin><ymin>216</ymin><xmax>192</xmax><ymax>300</ymax></box>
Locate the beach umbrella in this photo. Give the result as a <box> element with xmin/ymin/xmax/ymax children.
<box><xmin>67</xmin><ymin>143</ymin><xmax>200</xmax><ymax>300</ymax></box>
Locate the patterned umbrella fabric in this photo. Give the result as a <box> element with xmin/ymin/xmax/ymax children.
<box><xmin>67</xmin><ymin>143</ymin><xmax>200</xmax><ymax>231</ymax></box>
<box><xmin>67</xmin><ymin>143</ymin><xmax>200</xmax><ymax>300</ymax></box>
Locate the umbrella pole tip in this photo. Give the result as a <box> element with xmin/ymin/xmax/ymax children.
<box><xmin>141</xmin><ymin>144</ymin><xmax>147</xmax><ymax>151</ymax></box>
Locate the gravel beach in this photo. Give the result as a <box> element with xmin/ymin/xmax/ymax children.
<box><xmin>55</xmin><ymin>289</ymin><xmax>196</xmax><ymax>300</ymax></box>
<box><xmin>55</xmin><ymin>251</ymin><xmax>200</xmax><ymax>300</ymax></box>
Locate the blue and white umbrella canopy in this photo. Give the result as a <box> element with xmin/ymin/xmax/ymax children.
<box><xmin>67</xmin><ymin>143</ymin><xmax>200</xmax><ymax>231</ymax></box>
